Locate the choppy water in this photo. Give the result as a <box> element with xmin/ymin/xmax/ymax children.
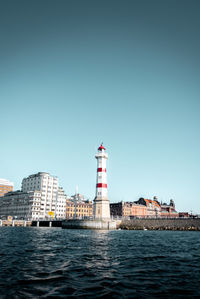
<box><xmin>0</xmin><ymin>228</ymin><xmax>200</xmax><ymax>298</ymax></box>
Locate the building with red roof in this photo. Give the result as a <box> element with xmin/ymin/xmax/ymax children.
<box><xmin>136</xmin><ymin>198</ymin><xmax>161</xmax><ymax>217</ymax></box>
<box><xmin>110</xmin><ymin>201</ymin><xmax>147</xmax><ymax>218</ymax></box>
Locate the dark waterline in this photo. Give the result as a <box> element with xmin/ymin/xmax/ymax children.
<box><xmin>0</xmin><ymin>227</ymin><xmax>200</xmax><ymax>298</ymax></box>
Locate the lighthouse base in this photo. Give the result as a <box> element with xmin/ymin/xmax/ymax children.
<box><xmin>93</xmin><ymin>197</ymin><xmax>110</xmax><ymax>220</ymax></box>
<box><xmin>62</xmin><ymin>219</ymin><xmax>116</xmax><ymax>230</ymax></box>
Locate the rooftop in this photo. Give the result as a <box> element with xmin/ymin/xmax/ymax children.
<box><xmin>98</xmin><ymin>143</ymin><xmax>106</xmax><ymax>151</ymax></box>
<box><xmin>0</xmin><ymin>178</ymin><xmax>13</xmax><ymax>186</ymax></box>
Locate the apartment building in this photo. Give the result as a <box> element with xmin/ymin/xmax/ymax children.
<box><xmin>22</xmin><ymin>172</ymin><xmax>59</xmax><ymax>219</ymax></box>
<box><xmin>0</xmin><ymin>172</ymin><xmax>67</xmax><ymax>220</ymax></box>
<box><xmin>0</xmin><ymin>190</ymin><xmax>41</xmax><ymax>220</ymax></box>
<box><xmin>0</xmin><ymin>179</ymin><xmax>13</xmax><ymax>197</ymax></box>
<box><xmin>56</xmin><ymin>187</ymin><xmax>67</xmax><ymax>219</ymax></box>
<box><xmin>66</xmin><ymin>199</ymin><xmax>93</xmax><ymax>219</ymax></box>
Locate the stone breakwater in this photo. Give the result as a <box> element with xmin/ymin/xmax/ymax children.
<box><xmin>120</xmin><ymin>218</ymin><xmax>200</xmax><ymax>230</ymax></box>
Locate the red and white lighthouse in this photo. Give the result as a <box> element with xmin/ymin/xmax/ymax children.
<box><xmin>94</xmin><ymin>143</ymin><xmax>110</xmax><ymax>219</ymax></box>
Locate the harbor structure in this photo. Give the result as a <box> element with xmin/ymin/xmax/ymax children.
<box><xmin>0</xmin><ymin>178</ymin><xmax>13</xmax><ymax>197</ymax></box>
<box><xmin>93</xmin><ymin>144</ymin><xmax>110</xmax><ymax>220</ymax></box>
<box><xmin>62</xmin><ymin>144</ymin><xmax>116</xmax><ymax>229</ymax></box>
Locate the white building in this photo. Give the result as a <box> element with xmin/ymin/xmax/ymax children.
<box><xmin>22</xmin><ymin>172</ymin><xmax>58</xmax><ymax>219</ymax></box>
<box><xmin>56</xmin><ymin>187</ymin><xmax>67</xmax><ymax>219</ymax></box>
<box><xmin>0</xmin><ymin>190</ymin><xmax>42</xmax><ymax>220</ymax></box>
<box><xmin>22</xmin><ymin>172</ymin><xmax>66</xmax><ymax>219</ymax></box>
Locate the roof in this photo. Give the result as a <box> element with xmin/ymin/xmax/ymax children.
<box><xmin>98</xmin><ymin>143</ymin><xmax>106</xmax><ymax>151</ymax></box>
<box><xmin>143</xmin><ymin>199</ymin><xmax>161</xmax><ymax>208</ymax></box>
<box><xmin>0</xmin><ymin>178</ymin><xmax>13</xmax><ymax>186</ymax></box>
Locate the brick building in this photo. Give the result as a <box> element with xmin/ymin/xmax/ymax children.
<box><xmin>110</xmin><ymin>201</ymin><xmax>147</xmax><ymax>218</ymax></box>
<box><xmin>179</xmin><ymin>212</ymin><xmax>189</xmax><ymax>218</ymax></box>
<box><xmin>135</xmin><ymin>198</ymin><xmax>161</xmax><ymax>217</ymax></box>
<box><xmin>160</xmin><ymin>200</ymin><xmax>179</xmax><ymax>218</ymax></box>
<box><xmin>110</xmin><ymin>197</ymin><xmax>180</xmax><ymax>219</ymax></box>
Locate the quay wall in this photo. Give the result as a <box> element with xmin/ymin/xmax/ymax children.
<box><xmin>120</xmin><ymin>218</ymin><xmax>200</xmax><ymax>230</ymax></box>
<box><xmin>0</xmin><ymin>220</ymin><xmax>32</xmax><ymax>227</ymax></box>
<box><xmin>62</xmin><ymin>219</ymin><xmax>116</xmax><ymax>230</ymax></box>
<box><xmin>31</xmin><ymin>220</ymin><xmax>62</xmax><ymax>227</ymax></box>
<box><xmin>0</xmin><ymin>220</ymin><xmax>62</xmax><ymax>227</ymax></box>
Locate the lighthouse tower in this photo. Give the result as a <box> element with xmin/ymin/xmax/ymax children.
<box><xmin>93</xmin><ymin>144</ymin><xmax>110</xmax><ymax>220</ymax></box>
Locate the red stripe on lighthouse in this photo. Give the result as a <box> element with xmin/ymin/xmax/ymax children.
<box><xmin>96</xmin><ymin>183</ymin><xmax>107</xmax><ymax>188</ymax></box>
<box><xmin>97</xmin><ymin>168</ymin><xmax>106</xmax><ymax>172</ymax></box>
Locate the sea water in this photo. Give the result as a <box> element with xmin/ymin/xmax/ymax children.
<box><xmin>0</xmin><ymin>227</ymin><xmax>200</xmax><ymax>298</ymax></box>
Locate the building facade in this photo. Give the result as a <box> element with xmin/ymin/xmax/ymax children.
<box><xmin>160</xmin><ymin>199</ymin><xmax>179</xmax><ymax>218</ymax></box>
<box><xmin>56</xmin><ymin>187</ymin><xmax>67</xmax><ymax>219</ymax></box>
<box><xmin>0</xmin><ymin>190</ymin><xmax>42</xmax><ymax>220</ymax></box>
<box><xmin>22</xmin><ymin>172</ymin><xmax>63</xmax><ymax>219</ymax></box>
<box><xmin>111</xmin><ymin>197</ymin><xmax>179</xmax><ymax>218</ymax></box>
<box><xmin>110</xmin><ymin>201</ymin><xmax>147</xmax><ymax>218</ymax></box>
<box><xmin>66</xmin><ymin>199</ymin><xmax>93</xmax><ymax>219</ymax></box>
<box><xmin>178</xmin><ymin>212</ymin><xmax>189</xmax><ymax>218</ymax></box>
<box><xmin>135</xmin><ymin>198</ymin><xmax>161</xmax><ymax>217</ymax></box>
<box><xmin>0</xmin><ymin>179</ymin><xmax>13</xmax><ymax>197</ymax></box>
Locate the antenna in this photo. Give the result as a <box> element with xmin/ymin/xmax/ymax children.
<box><xmin>75</xmin><ymin>185</ymin><xmax>78</xmax><ymax>196</ymax></box>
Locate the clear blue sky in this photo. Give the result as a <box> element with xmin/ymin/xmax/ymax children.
<box><xmin>0</xmin><ymin>0</ymin><xmax>200</xmax><ymax>213</ymax></box>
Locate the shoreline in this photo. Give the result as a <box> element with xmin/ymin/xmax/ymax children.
<box><xmin>1</xmin><ymin>218</ymin><xmax>200</xmax><ymax>231</ymax></box>
<box><xmin>119</xmin><ymin>218</ymin><xmax>200</xmax><ymax>231</ymax></box>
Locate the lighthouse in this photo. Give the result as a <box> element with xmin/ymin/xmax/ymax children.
<box><xmin>93</xmin><ymin>143</ymin><xmax>110</xmax><ymax>220</ymax></box>
<box><xmin>62</xmin><ymin>144</ymin><xmax>116</xmax><ymax>229</ymax></box>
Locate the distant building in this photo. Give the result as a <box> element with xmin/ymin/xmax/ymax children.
<box><xmin>66</xmin><ymin>199</ymin><xmax>93</xmax><ymax>219</ymax></box>
<box><xmin>71</xmin><ymin>193</ymin><xmax>84</xmax><ymax>201</ymax></box>
<box><xmin>135</xmin><ymin>198</ymin><xmax>161</xmax><ymax>217</ymax></box>
<box><xmin>0</xmin><ymin>190</ymin><xmax>42</xmax><ymax>220</ymax></box>
<box><xmin>111</xmin><ymin>197</ymin><xmax>180</xmax><ymax>219</ymax></box>
<box><xmin>110</xmin><ymin>201</ymin><xmax>147</xmax><ymax>218</ymax></box>
<box><xmin>178</xmin><ymin>212</ymin><xmax>189</xmax><ymax>218</ymax></box>
<box><xmin>56</xmin><ymin>187</ymin><xmax>67</xmax><ymax>219</ymax></box>
<box><xmin>0</xmin><ymin>179</ymin><xmax>13</xmax><ymax>197</ymax></box>
<box><xmin>160</xmin><ymin>199</ymin><xmax>179</xmax><ymax>218</ymax></box>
